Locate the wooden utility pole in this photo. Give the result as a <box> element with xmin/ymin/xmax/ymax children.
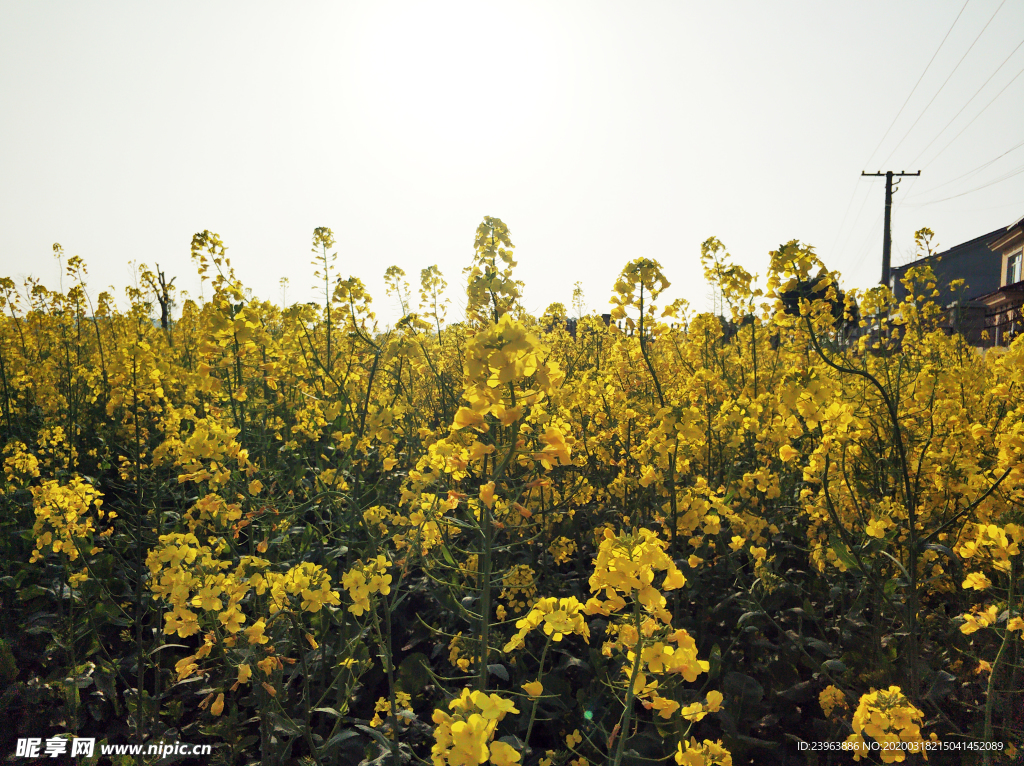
<box><xmin>862</xmin><ymin>170</ymin><xmax>920</xmax><ymax>286</ymax></box>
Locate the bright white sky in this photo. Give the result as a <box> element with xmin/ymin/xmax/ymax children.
<box><xmin>2</xmin><ymin>1</ymin><xmax>1022</xmax><ymax>324</ymax></box>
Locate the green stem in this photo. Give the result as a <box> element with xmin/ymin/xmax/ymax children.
<box><xmin>612</xmin><ymin>599</ymin><xmax>645</xmax><ymax>766</ymax></box>
<box><xmin>371</xmin><ymin>606</ymin><xmax>400</xmax><ymax>766</ymax></box>
<box><xmin>66</xmin><ymin>557</ymin><xmax>78</xmax><ymax>735</ymax></box>
<box><xmin>524</xmin><ymin>636</ymin><xmax>553</xmax><ymax>745</ymax></box>
<box><xmin>478</xmin><ymin>420</ymin><xmax>521</xmax><ymax>693</ymax></box>
<box><xmin>290</xmin><ymin>614</ymin><xmax>325</xmax><ymax>766</ymax></box>
<box><xmin>477</xmin><ymin>492</ymin><xmax>493</xmax><ymax>692</ymax></box>
<box><xmin>983</xmin><ymin>557</ymin><xmax>1015</xmax><ymax>766</ymax></box>
<box><xmin>131</xmin><ymin>348</ymin><xmax>145</xmax><ymax>764</ymax></box>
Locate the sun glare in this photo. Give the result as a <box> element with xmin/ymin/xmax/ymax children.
<box><xmin>350</xmin><ymin>3</ymin><xmax>562</xmax><ymax>160</ymax></box>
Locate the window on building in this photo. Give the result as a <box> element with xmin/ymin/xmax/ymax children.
<box><xmin>1008</xmin><ymin>251</ymin><xmax>1022</xmax><ymax>286</ymax></box>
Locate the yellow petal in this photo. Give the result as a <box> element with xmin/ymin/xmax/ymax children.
<box><xmin>522</xmin><ymin>681</ymin><xmax>543</xmax><ymax>698</ymax></box>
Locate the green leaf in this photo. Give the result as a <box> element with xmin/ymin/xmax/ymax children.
<box><xmin>149</xmin><ymin>643</ymin><xmax>190</xmax><ymax>656</ymax></box>
<box><xmin>777</xmin><ymin>680</ymin><xmax>814</xmax><ymax>703</ymax></box>
<box><xmin>723</xmin><ymin>671</ymin><xmax>763</xmax><ymax>707</ymax></box>
<box><xmin>487</xmin><ymin>663</ymin><xmax>509</xmax><ymax>682</ymax></box>
<box><xmin>312</xmin><ymin>707</ymin><xmax>343</xmax><ymax>719</ymax></box>
<box><xmin>821</xmin><ymin>659</ymin><xmax>846</xmax><ymax>675</ymax></box>
<box><xmin>440</xmin><ymin>545</ymin><xmax>456</xmax><ymax>567</ymax></box>
<box><xmin>883</xmin><ymin>578</ymin><xmax>908</xmax><ymax>598</ymax></box>
<box><xmin>399</xmin><ymin>652</ymin><xmax>432</xmax><ymax>691</ymax></box>
<box><xmin>708</xmin><ymin>644</ymin><xmax>722</xmax><ymax>680</ymax></box>
<box><xmin>828</xmin><ymin>533</ymin><xmax>859</xmax><ymax>571</ymax></box>
<box><xmin>732</xmin><ymin>733</ymin><xmax>780</xmax><ymax>749</ymax></box>
<box><xmin>737</xmin><ymin>611</ymin><xmax>764</xmax><ymax>627</ymax></box>
<box><xmin>920</xmin><ymin>543</ymin><xmax>963</xmax><ymax>580</ymax></box>
<box><xmin>17</xmin><ymin>584</ymin><xmax>51</xmax><ymax>601</ymax></box>
<box><xmin>355</xmin><ymin>723</ymin><xmax>394</xmax><ymax>752</ymax></box>
<box><xmin>318</xmin><ymin>730</ymin><xmax>359</xmax><ymax>754</ymax></box>
<box><xmin>923</xmin><ymin>670</ymin><xmax>956</xmax><ymax>702</ymax></box>
<box><xmin>878</xmin><ymin>550</ymin><xmax>910</xmax><ymax>582</ymax></box>
<box><xmin>266</xmin><ymin>711</ymin><xmax>302</xmax><ymax>736</ymax></box>
<box><xmin>803</xmin><ymin>638</ymin><xmax>834</xmax><ymax>657</ymax></box>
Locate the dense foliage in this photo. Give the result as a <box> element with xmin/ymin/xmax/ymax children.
<box><xmin>0</xmin><ymin>218</ymin><xmax>1022</xmax><ymax>765</ymax></box>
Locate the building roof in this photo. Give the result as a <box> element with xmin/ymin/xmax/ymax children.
<box><xmin>990</xmin><ymin>214</ymin><xmax>1024</xmax><ymax>252</ymax></box>
<box><xmin>974</xmin><ymin>281</ymin><xmax>1024</xmax><ymax>307</ymax></box>
<box><xmin>891</xmin><ymin>226</ymin><xmax>1004</xmax><ymax>273</ymax></box>
<box><xmin>889</xmin><ymin>226</ymin><xmax>1004</xmax><ymax>303</ymax></box>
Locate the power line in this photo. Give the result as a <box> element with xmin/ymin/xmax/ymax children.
<box><xmin>852</xmin><ymin>209</ymin><xmax>885</xmax><ymax>268</ymax></box>
<box><xmin>837</xmin><ymin>182</ymin><xmax>876</xmax><ymax>262</ymax></box>
<box><xmin>831</xmin><ymin>2</ymin><xmax>969</xmax><ymax>262</ymax></box>
<box><xmin>880</xmin><ymin>0</ymin><xmax>1007</xmax><ymax>168</ymax></box>
<box><xmin>907</xmin><ymin>36</ymin><xmax>1024</xmax><ymax>169</ymax></box>
<box><xmin>850</xmin><ymin>210</ymin><xmax>885</xmax><ymax>274</ymax></box>
<box><xmin>892</xmin><ymin>174</ymin><xmax>924</xmax><ymax>216</ymax></box>
<box><xmin>863</xmin><ymin>0</ymin><xmax>971</xmax><ymax>170</ymax></box>
<box><xmin>917</xmin><ymin>60</ymin><xmax>1024</xmax><ymax>171</ymax></box>
<box><xmin>829</xmin><ymin>178</ymin><xmax>868</xmax><ymax>256</ymax></box>
<box><xmin>911</xmin><ymin>163</ymin><xmax>1024</xmax><ymax>205</ymax></box>
<box><xmin>955</xmin><ymin>198</ymin><xmax>1024</xmax><ymax>213</ymax></box>
<box><xmin>890</xmin><ymin>63</ymin><xmax>1024</xmax><ymax>222</ymax></box>
<box><xmin>843</xmin><ymin>2</ymin><xmax>989</xmax><ymax>269</ymax></box>
<box><xmin>908</xmin><ymin>138</ymin><xmax>1024</xmax><ymax>197</ymax></box>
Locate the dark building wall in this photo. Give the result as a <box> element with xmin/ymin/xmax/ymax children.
<box><xmin>889</xmin><ymin>229</ymin><xmax>1003</xmax><ymax>304</ymax></box>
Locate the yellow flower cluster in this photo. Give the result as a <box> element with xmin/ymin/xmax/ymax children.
<box><xmin>609</xmin><ymin>257</ymin><xmax>670</xmax><ymax>327</ymax></box>
<box><xmin>578</xmin><ymin>525</ymin><xmax>723</xmax><ymax>741</ymax></box>
<box><xmin>388</xmin><ymin>492</ymin><xmax>447</xmax><ymax>556</ymax></box>
<box><xmin>149</xmin><ymin>528</ymin><xmax>340</xmax><ymax>640</ymax></box>
<box><xmin>845</xmin><ymin>686</ymin><xmax>928</xmax><ymax>763</ymax></box>
<box><xmin>174</xmin><ymin>418</ymin><xmax>255</xmax><ymax>490</ymax></box>
<box><xmin>502</xmin><ymin>596</ymin><xmax>589</xmax><ymax>652</ymax></box>
<box><xmin>679</xmin><ymin>690</ymin><xmax>724</xmax><ymax>722</ymax></box>
<box><xmin>585</xmin><ymin>527</ymin><xmax>686</xmax><ymax>623</ymax></box>
<box><xmin>174</xmin><ymin>632</ymin><xmax>217</xmax><ymax>682</ymax></box>
<box><xmin>148</xmin><ymin>533</ymin><xmax>251</xmax><ymax>636</ymax></box>
<box><xmin>363</xmin><ymin>505</ymin><xmax>392</xmax><ymax>537</ymax></box>
<box><xmin>370</xmin><ymin>690</ymin><xmax>413</xmax><ymax>730</ymax></box>
<box><xmin>548</xmin><ymin>536</ymin><xmax>577</xmax><ymax>565</ymax></box>
<box><xmin>961</xmin><ymin>571</ymin><xmax>991</xmax><ymax>591</ymax></box>
<box><xmin>500</xmin><ymin>564</ymin><xmax>538</xmax><ymax>614</ymax></box>
<box><xmin>958</xmin><ymin>604</ymin><xmax>1000</xmax><ymax>635</ymax></box>
<box><xmin>431</xmin><ymin>688</ymin><xmax>521</xmax><ymax>766</ymax></box>
<box><xmin>957</xmin><ymin>522</ymin><xmax>1022</xmax><ymax>574</ymax></box>
<box><xmin>454</xmin><ymin>313</ymin><xmax>565</xmax><ymax>432</ymax></box>
<box><xmin>448</xmin><ymin>631</ymin><xmax>473</xmax><ymax>673</ymax></box>
<box><xmin>268</xmin><ymin>561</ymin><xmax>342</xmax><ymax>615</ymax></box>
<box><xmin>3</xmin><ymin>441</ymin><xmax>40</xmax><ymax>491</ymax></box>
<box><xmin>674</xmin><ymin>738</ymin><xmax>733</xmax><ymax>766</ymax></box>
<box><xmin>818</xmin><ymin>684</ymin><xmax>847</xmax><ymax>717</ymax></box>
<box><xmin>464</xmin><ymin>217</ymin><xmax>522</xmax><ymax>325</ymax></box>
<box><xmin>29</xmin><ymin>477</ymin><xmax>107</xmax><ymax>583</ymax></box>
<box><xmin>620</xmin><ymin>630</ymin><xmax>713</xmax><ymax>718</ymax></box>
<box><xmin>341</xmin><ymin>555</ymin><xmax>392</xmax><ymax>616</ymax></box>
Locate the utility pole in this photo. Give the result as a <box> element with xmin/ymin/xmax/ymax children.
<box><xmin>862</xmin><ymin>170</ymin><xmax>920</xmax><ymax>287</ymax></box>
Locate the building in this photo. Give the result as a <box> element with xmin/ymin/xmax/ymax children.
<box><xmin>888</xmin><ymin>215</ymin><xmax>1024</xmax><ymax>347</ymax></box>
<box><xmin>889</xmin><ymin>227</ymin><xmax>1003</xmax><ymax>304</ymax></box>
<box><xmin>972</xmin><ymin>215</ymin><xmax>1024</xmax><ymax>347</ymax></box>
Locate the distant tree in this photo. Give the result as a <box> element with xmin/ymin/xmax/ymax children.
<box><xmin>142</xmin><ymin>263</ymin><xmax>176</xmax><ymax>334</ymax></box>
